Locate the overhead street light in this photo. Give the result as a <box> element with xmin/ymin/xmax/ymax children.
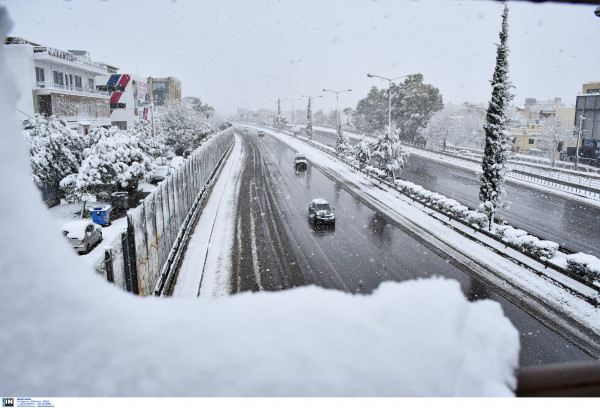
<box><xmin>367</xmin><ymin>73</ymin><xmax>411</xmax><ymax>133</ymax></box>
<box><xmin>322</xmin><ymin>88</ymin><xmax>352</xmax><ymax>130</ymax></box>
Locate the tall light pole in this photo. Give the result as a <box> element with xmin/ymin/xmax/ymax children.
<box><xmin>322</xmin><ymin>88</ymin><xmax>352</xmax><ymax>130</ymax></box>
<box><xmin>575</xmin><ymin>115</ymin><xmax>586</xmax><ymax>170</ymax></box>
<box><xmin>367</xmin><ymin>73</ymin><xmax>410</xmax><ymax>133</ymax></box>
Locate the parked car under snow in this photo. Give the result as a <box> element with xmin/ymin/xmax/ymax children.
<box><xmin>62</xmin><ymin>220</ymin><xmax>102</xmax><ymax>254</ymax></box>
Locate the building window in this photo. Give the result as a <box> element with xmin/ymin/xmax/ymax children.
<box><xmin>88</xmin><ymin>78</ymin><xmax>94</xmax><ymax>90</ymax></box>
<box><xmin>53</xmin><ymin>71</ymin><xmax>64</xmax><ymax>86</ymax></box>
<box><xmin>75</xmin><ymin>76</ymin><xmax>82</xmax><ymax>89</ymax></box>
<box><xmin>528</xmin><ymin>138</ymin><xmax>535</xmax><ymax>145</ymax></box>
<box><xmin>35</xmin><ymin>67</ymin><xmax>45</xmax><ymax>83</ymax></box>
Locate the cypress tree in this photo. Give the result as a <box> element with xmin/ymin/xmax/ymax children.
<box><xmin>479</xmin><ymin>4</ymin><xmax>513</xmax><ymax>231</ymax></box>
<box><xmin>306</xmin><ymin>97</ymin><xmax>313</xmax><ymax>140</ymax></box>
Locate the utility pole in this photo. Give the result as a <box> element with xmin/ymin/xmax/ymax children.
<box><xmin>322</xmin><ymin>88</ymin><xmax>352</xmax><ymax>130</ymax></box>
<box><xmin>575</xmin><ymin>115</ymin><xmax>586</xmax><ymax>170</ymax></box>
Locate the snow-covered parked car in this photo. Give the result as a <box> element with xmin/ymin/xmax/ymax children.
<box><xmin>170</xmin><ymin>156</ymin><xmax>184</xmax><ymax>170</ymax></box>
<box><xmin>62</xmin><ymin>220</ymin><xmax>102</xmax><ymax>254</ymax></box>
<box><xmin>308</xmin><ymin>198</ymin><xmax>335</xmax><ymax>226</ymax></box>
<box><xmin>149</xmin><ymin>166</ymin><xmax>170</xmax><ymax>184</ymax></box>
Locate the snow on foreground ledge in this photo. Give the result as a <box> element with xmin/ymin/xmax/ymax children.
<box><xmin>0</xmin><ymin>10</ymin><xmax>518</xmax><ymax>397</ymax></box>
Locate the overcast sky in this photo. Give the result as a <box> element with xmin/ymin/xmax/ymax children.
<box><xmin>4</xmin><ymin>0</ymin><xmax>600</xmax><ymax>115</ymax></box>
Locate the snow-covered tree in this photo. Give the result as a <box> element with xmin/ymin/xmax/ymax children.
<box><xmin>343</xmin><ymin>107</ymin><xmax>357</xmax><ymax>131</ymax></box>
<box><xmin>420</xmin><ymin>108</ymin><xmax>457</xmax><ymax>150</ymax></box>
<box><xmin>353</xmin><ymin>136</ymin><xmax>371</xmax><ymax>169</ymax></box>
<box><xmin>458</xmin><ymin>108</ymin><xmax>486</xmax><ymax>148</ymax></box>
<box><xmin>21</xmin><ymin>115</ymin><xmax>85</xmax><ymax>200</ymax></box>
<box><xmin>61</xmin><ymin>127</ymin><xmax>152</xmax><ymax>206</ymax></box>
<box><xmin>313</xmin><ymin>109</ymin><xmax>326</xmax><ymax>126</ymax></box>
<box><xmin>479</xmin><ymin>4</ymin><xmax>513</xmax><ymax>231</ymax></box>
<box><xmin>158</xmin><ymin>102</ymin><xmax>216</xmax><ymax>156</ymax></box>
<box><xmin>393</xmin><ymin>74</ymin><xmax>443</xmax><ymax>143</ymax></box>
<box><xmin>273</xmin><ymin>98</ymin><xmax>287</xmax><ymax>132</ymax></box>
<box><xmin>306</xmin><ymin>97</ymin><xmax>313</xmax><ymax>140</ymax></box>
<box><xmin>325</xmin><ymin>110</ymin><xmax>338</xmax><ymax>128</ymax></box>
<box><xmin>335</xmin><ymin>120</ymin><xmax>351</xmax><ymax>157</ymax></box>
<box><xmin>371</xmin><ymin>127</ymin><xmax>409</xmax><ymax>180</ymax></box>
<box><xmin>355</xmin><ymin>86</ymin><xmax>387</xmax><ymax>134</ymax></box>
<box><xmin>127</xmin><ymin>120</ymin><xmax>164</xmax><ymax>159</ymax></box>
<box><xmin>537</xmin><ymin>115</ymin><xmax>572</xmax><ymax>167</ymax></box>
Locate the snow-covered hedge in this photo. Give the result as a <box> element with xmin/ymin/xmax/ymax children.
<box><xmin>565</xmin><ymin>253</ymin><xmax>600</xmax><ymax>285</ymax></box>
<box><xmin>494</xmin><ymin>225</ymin><xmax>559</xmax><ymax>259</ymax></box>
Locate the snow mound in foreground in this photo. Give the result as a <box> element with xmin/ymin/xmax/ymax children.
<box><xmin>0</xmin><ymin>8</ymin><xmax>518</xmax><ymax>397</ymax></box>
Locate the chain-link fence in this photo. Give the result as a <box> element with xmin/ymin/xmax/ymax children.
<box><xmin>94</xmin><ymin>126</ymin><xmax>234</xmax><ymax>295</ymax></box>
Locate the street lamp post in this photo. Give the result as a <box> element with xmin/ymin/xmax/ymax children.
<box><xmin>322</xmin><ymin>88</ymin><xmax>352</xmax><ymax>130</ymax></box>
<box><xmin>367</xmin><ymin>73</ymin><xmax>410</xmax><ymax>133</ymax></box>
<box><xmin>575</xmin><ymin>115</ymin><xmax>586</xmax><ymax>170</ymax></box>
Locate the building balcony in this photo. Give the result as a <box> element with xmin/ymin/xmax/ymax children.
<box><xmin>35</xmin><ymin>81</ymin><xmax>109</xmax><ymax>98</ymax></box>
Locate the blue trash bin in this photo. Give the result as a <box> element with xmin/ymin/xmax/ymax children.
<box><xmin>90</xmin><ymin>205</ymin><xmax>112</xmax><ymax>226</ymax></box>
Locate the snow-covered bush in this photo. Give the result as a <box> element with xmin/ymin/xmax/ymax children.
<box><xmin>465</xmin><ymin>211</ymin><xmax>489</xmax><ymax>229</ymax></box>
<box><xmin>353</xmin><ymin>137</ymin><xmax>371</xmax><ymax>169</ymax></box>
<box><xmin>494</xmin><ymin>225</ymin><xmax>559</xmax><ymax>259</ymax></box>
<box><xmin>61</xmin><ymin>127</ymin><xmax>152</xmax><ymax>203</ymax></box>
<box><xmin>364</xmin><ymin>165</ymin><xmax>387</xmax><ymax>178</ymax></box>
<box><xmin>565</xmin><ymin>253</ymin><xmax>600</xmax><ymax>284</ymax></box>
<box><xmin>527</xmin><ymin>240</ymin><xmax>559</xmax><ymax>259</ymax></box>
<box><xmin>371</xmin><ymin>126</ymin><xmax>409</xmax><ymax>179</ymax></box>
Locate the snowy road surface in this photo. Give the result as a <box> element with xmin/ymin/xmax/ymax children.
<box><xmin>174</xmin><ymin>128</ymin><xmax>596</xmax><ymax>367</ymax></box>
<box><xmin>310</xmin><ymin>128</ymin><xmax>600</xmax><ymax>258</ymax></box>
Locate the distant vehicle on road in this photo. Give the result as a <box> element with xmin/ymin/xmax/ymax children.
<box><xmin>258</xmin><ymin>130</ymin><xmax>265</xmax><ymax>138</ymax></box>
<box><xmin>149</xmin><ymin>166</ymin><xmax>170</xmax><ymax>184</ymax></box>
<box><xmin>294</xmin><ymin>153</ymin><xmax>307</xmax><ymax>172</ymax></box>
<box><xmin>308</xmin><ymin>198</ymin><xmax>335</xmax><ymax>226</ymax></box>
<box><xmin>62</xmin><ymin>220</ymin><xmax>102</xmax><ymax>254</ymax></box>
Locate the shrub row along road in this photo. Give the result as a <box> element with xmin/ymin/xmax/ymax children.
<box><xmin>228</xmin><ymin>128</ymin><xmax>592</xmax><ymax>366</ymax></box>
<box><xmin>310</xmin><ymin>129</ymin><xmax>600</xmax><ymax>258</ymax></box>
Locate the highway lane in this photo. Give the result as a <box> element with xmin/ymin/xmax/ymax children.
<box><xmin>310</xmin><ymin>129</ymin><xmax>600</xmax><ymax>258</ymax></box>
<box><xmin>228</xmin><ymin>128</ymin><xmax>593</xmax><ymax>366</ymax></box>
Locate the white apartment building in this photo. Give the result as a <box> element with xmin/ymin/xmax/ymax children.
<box><xmin>4</xmin><ymin>37</ymin><xmax>117</xmax><ymax>134</ymax></box>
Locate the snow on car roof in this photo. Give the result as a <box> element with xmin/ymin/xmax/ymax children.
<box><xmin>62</xmin><ymin>220</ymin><xmax>94</xmax><ymax>239</ymax></box>
<box><xmin>311</xmin><ymin>198</ymin><xmax>328</xmax><ymax>205</ymax></box>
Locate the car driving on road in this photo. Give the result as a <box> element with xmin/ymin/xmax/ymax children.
<box><xmin>294</xmin><ymin>153</ymin><xmax>307</xmax><ymax>172</ymax></box>
<box><xmin>308</xmin><ymin>198</ymin><xmax>335</xmax><ymax>226</ymax></box>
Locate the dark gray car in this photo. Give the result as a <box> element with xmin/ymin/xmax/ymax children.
<box><xmin>308</xmin><ymin>198</ymin><xmax>335</xmax><ymax>226</ymax></box>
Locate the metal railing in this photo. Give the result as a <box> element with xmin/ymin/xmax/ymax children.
<box><xmin>516</xmin><ymin>360</ymin><xmax>600</xmax><ymax>397</ymax></box>
<box><xmin>36</xmin><ymin>81</ymin><xmax>109</xmax><ymax>96</ymax></box>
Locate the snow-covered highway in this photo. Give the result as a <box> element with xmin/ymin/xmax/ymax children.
<box><xmin>173</xmin><ymin>127</ymin><xmax>600</xmax><ymax>366</ymax></box>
